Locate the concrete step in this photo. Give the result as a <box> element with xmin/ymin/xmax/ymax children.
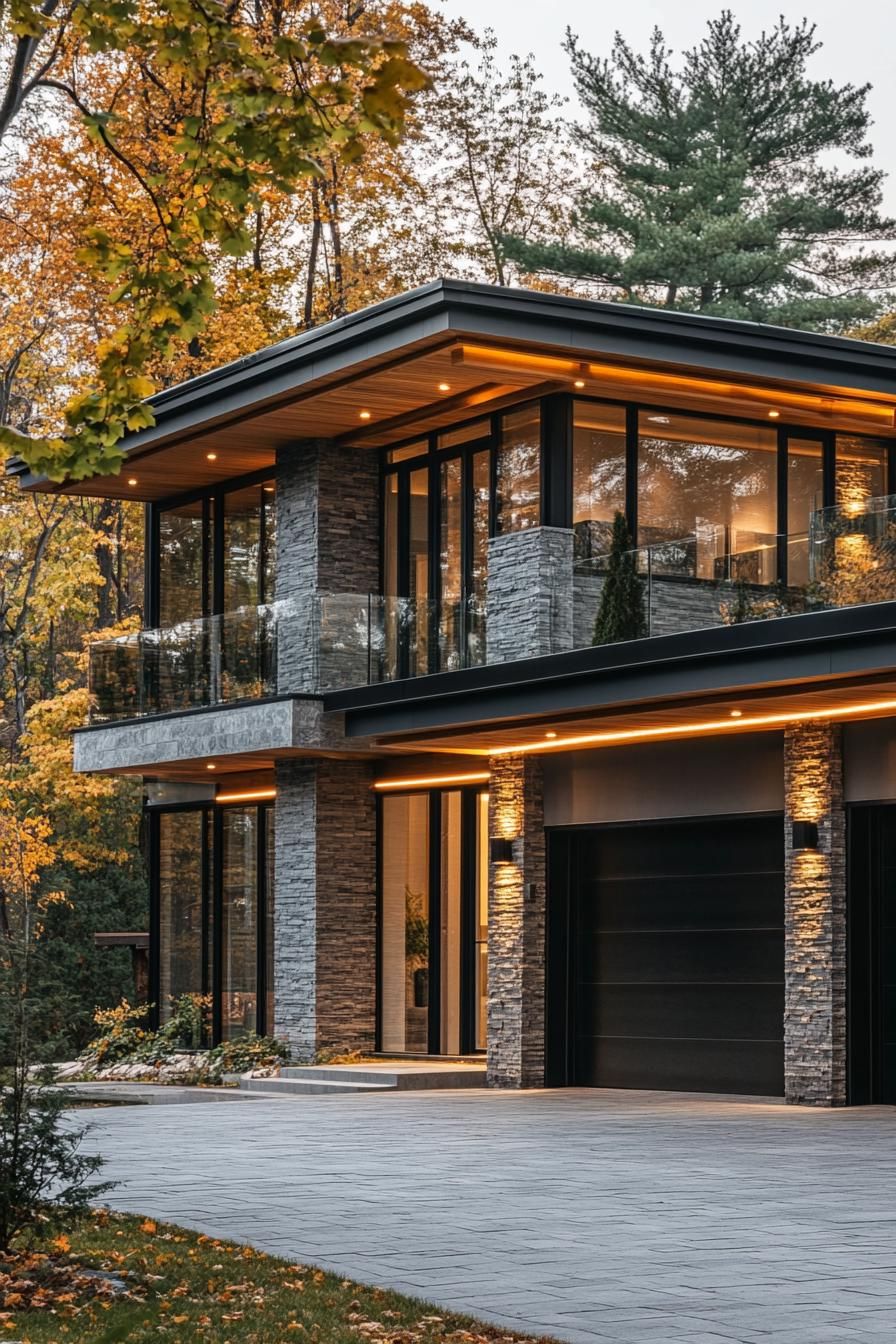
<box><xmin>239</xmin><ymin>1075</ymin><xmax>397</xmax><ymax>1096</ymax></box>
<box><xmin>277</xmin><ymin>1064</ymin><xmax>487</xmax><ymax>1091</ymax></box>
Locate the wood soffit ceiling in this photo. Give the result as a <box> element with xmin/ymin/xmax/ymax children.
<box><xmin>48</xmin><ymin>331</ymin><xmax>896</xmax><ymax>502</ymax></box>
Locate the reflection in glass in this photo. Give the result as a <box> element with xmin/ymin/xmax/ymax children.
<box><xmin>788</xmin><ymin>437</ymin><xmax>824</xmax><ymax>585</ymax></box>
<box><xmin>266</xmin><ymin>807</ymin><xmax>275</xmax><ymax>1035</ymax></box>
<box><xmin>440</xmin><ymin>791</ymin><xmax>462</xmax><ymax>1055</ymax></box>
<box><xmin>475</xmin><ymin>791</ymin><xmax>489</xmax><ymax>1052</ymax></box>
<box><xmin>221</xmin><ymin>808</ymin><xmax>258</xmax><ymax>1040</ymax></box>
<box><xmin>497</xmin><ymin>403</ymin><xmax>541</xmax><ymax>532</ymax></box>
<box><xmin>573</xmin><ymin>401</ymin><xmax>626</xmax><ymax>557</ymax></box>
<box><xmin>158</xmin><ymin>811</ymin><xmax>205</xmax><ymax>1022</ymax></box>
<box><xmin>836</xmin><ymin>436</ymin><xmax>888</xmax><ymax>512</ymax></box>
<box><xmin>639</xmin><ymin>413</ymin><xmax>777</xmax><ymax>582</ymax></box>
<box><xmin>380</xmin><ymin>794</ymin><xmax>430</xmax><ymax>1053</ymax></box>
<box><xmin>469</xmin><ymin>450</ymin><xmax>490</xmax><ymax>665</ymax></box>
<box><xmin>223</xmin><ymin>485</ymin><xmax>263</xmax><ymax>611</ymax></box>
<box><xmin>409</xmin><ymin>467</ymin><xmax>429</xmax><ymax>674</ymax></box>
<box><xmin>159</xmin><ymin>502</ymin><xmax>207</xmax><ymax>626</ymax></box>
<box><xmin>439</xmin><ymin>457</ymin><xmax>463</xmax><ymax>668</ymax></box>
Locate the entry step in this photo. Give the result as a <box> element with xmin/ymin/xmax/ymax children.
<box><xmin>240</xmin><ymin>1061</ymin><xmax>487</xmax><ymax>1097</ymax></box>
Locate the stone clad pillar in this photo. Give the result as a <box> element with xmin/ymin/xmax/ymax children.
<box><xmin>783</xmin><ymin>722</ymin><xmax>847</xmax><ymax>1106</ymax></box>
<box><xmin>272</xmin><ymin>757</ymin><xmax>377</xmax><ymax>1059</ymax></box>
<box><xmin>487</xmin><ymin>754</ymin><xmax>546</xmax><ymax>1087</ymax></box>
<box><xmin>486</xmin><ymin>528</ymin><xmax>574</xmax><ymax>664</ymax></box>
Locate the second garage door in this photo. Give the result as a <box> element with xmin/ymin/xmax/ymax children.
<box><xmin>547</xmin><ymin>814</ymin><xmax>784</xmax><ymax>1096</ymax></box>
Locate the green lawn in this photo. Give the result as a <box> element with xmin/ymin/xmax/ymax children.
<box><xmin>1</xmin><ymin>1211</ymin><xmax>556</xmax><ymax>1343</ymax></box>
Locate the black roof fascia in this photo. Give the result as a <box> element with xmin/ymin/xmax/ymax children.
<box><xmin>326</xmin><ymin>602</ymin><xmax>896</xmax><ymax>740</ymax></box>
<box><xmin>10</xmin><ymin>279</ymin><xmax>896</xmax><ymax>485</ymax></box>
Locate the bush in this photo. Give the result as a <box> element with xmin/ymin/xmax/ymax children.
<box><xmin>87</xmin><ymin>1000</ymin><xmax>152</xmax><ymax>1066</ymax></box>
<box><xmin>206</xmin><ymin>1035</ymin><xmax>290</xmax><ymax>1079</ymax></box>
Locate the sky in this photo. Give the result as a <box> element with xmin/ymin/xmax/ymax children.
<box><xmin>438</xmin><ymin>0</ymin><xmax>896</xmax><ymax>210</ymax></box>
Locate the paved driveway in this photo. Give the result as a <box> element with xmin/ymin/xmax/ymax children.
<box><xmin>78</xmin><ymin>1088</ymin><xmax>896</xmax><ymax>1343</ymax></box>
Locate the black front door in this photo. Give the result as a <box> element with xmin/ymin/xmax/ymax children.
<box><xmin>848</xmin><ymin>805</ymin><xmax>896</xmax><ymax>1104</ymax></box>
<box><xmin>547</xmin><ymin>815</ymin><xmax>785</xmax><ymax>1095</ymax></box>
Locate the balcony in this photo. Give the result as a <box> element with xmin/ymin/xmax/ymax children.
<box><xmin>88</xmin><ymin>498</ymin><xmax>896</xmax><ymax>724</ymax></box>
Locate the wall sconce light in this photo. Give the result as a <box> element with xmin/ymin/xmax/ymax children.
<box><xmin>792</xmin><ymin>820</ymin><xmax>819</xmax><ymax>851</ymax></box>
<box><xmin>489</xmin><ymin>837</ymin><xmax>516</xmax><ymax>864</ymax></box>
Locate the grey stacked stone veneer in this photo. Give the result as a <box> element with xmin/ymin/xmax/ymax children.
<box><xmin>486</xmin><ymin>528</ymin><xmax>574</xmax><ymax>664</ymax></box>
<box><xmin>573</xmin><ymin>573</ymin><xmax>727</xmax><ymax>648</ymax></box>
<box><xmin>487</xmin><ymin>754</ymin><xmax>546</xmax><ymax>1088</ymax></box>
<box><xmin>275</xmin><ymin>439</ymin><xmax>379</xmax><ymax>694</ymax></box>
<box><xmin>783</xmin><ymin>721</ymin><xmax>847</xmax><ymax>1106</ymax></box>
<box><xmin>273</xmin><ymin>757</ymin><xmax>377</xmax><ymax>1059</ymax></box>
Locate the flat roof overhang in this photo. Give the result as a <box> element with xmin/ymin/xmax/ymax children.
<box><xmin>325</xmin><ymin>602</ymin><xmax>896</xmax><ymax>757</ymax></box>
<box><xmin>8</xmin><ymin>279</ymin><xmax>896</xmax><ymax>501</ymax></box>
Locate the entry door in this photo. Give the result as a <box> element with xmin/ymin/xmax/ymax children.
<box><xmin>379</xmin><ymin>788</ymin><xmax>488</xmax><ymax>1055</ymax></box>
<box><xmin>848</xmin><ymin>805</ymin><xmax>896</xmax><ymax>1104</ymax></box>
<box><xmin>547</xmin><ymin>815</ymin><xmax>785</xmax><ymax>1095</ymax></box>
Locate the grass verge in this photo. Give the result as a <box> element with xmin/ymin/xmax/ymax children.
<box><xmin>1</xmin><ymin>1210</ymin><xmax>557</xmax><ymax>1343</ymax></box>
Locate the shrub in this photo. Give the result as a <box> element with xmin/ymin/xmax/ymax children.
<box><xmin>87</xmin><ymin>1000</ymin><xmax>151</xmax><ymax>1066</ymax></box>
<box><xmin>206</xmin><ymin>1035</ymin><xmax>290</xmax><ymax>1079</ymax></box>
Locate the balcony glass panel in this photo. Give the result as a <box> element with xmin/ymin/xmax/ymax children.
<box><xmin>573</xmin><ymin>401</ymin><xmax>626</xmax><ymax>558</ymax></box>
<box><xmin>638</xmin><ymin>413</ymin><xmax>777</xmax><ymax>580</ymax></box>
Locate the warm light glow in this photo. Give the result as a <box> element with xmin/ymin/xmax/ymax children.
<box><xmin>452</xmin><ymin>343</ymin><xmax>896</xmax><ymax>428</ymax></box>
<box><xmin>438</xmin><ymin>382</ymin><xmax>451</xmax><ymax>392</ymax></box>
<box><xmin>545</xmin><ymin>730</ymin><xmax>557</xmax><ymax>738</ymax></box>
<box><xmin>206</xmin><ymin>452</ymin><xmax>218</xmax><ymax>461</ymax></box>
<box><xmin>373</xmin><ymin>771</ymin><xmax>491</xmax><ymax>791</ymax></box>
<box><xmin>127</xmin><ymin>477</ymin><xmax>138</xmax><ymax>486</ymax></box>
<box><xmin>768</xmin><ymin>410</ymin><xmax>780</xmax><ymax>419</ymax></box>
<box><xmin>206</xmin><ymin>763</ymin><xmax>216</xmax><ymax>771</ymax></box>
<box><xmin>574</xmin><ymin>379</ymin><xmax>585</xmax><ymax>389</ymax></box>
<box><xmin>215</xmin><ymin>788</ymin><xmax>277</xmax><ymax>803</ymax></box>
<box><xmin>487</xmin><ymin>696</ymin><xmax>896</xmax><ymax>757</ymax></box>
<box><xmin>730</xmin><ymin>709</ymin><xmax>743</xmax><ymax>718</ymax></box>
<box><xmin>264</xmin><ymin>485</ymin><xmax>275</xmax><ymax>493</ymax></box>
<box><xmin>359</xmin><ymin>410</ymin><xmax>372</xmax><ymax>420</ymax></box>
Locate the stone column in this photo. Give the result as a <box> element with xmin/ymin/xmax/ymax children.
<box><xmin>487</xmin><ymin>754</ymin><xmax>546</xmax><ymax>1087</ymax></box>
<box><xmin>486</xmin><ymin>527</ymin><xmax>574</xmax><ymax>664</ymax></box>
<box><xmin>272</xmin><ymin>757</ymin><xmax>377</xmax><ymax>1059</ymax></box>
<box><xmin>783</xmin><ymin>722</ymin><xmax>847</xmax><ymax>1106</ymax></box>
<box><xmin>275</xmin><ymin>440</ymin><xmax>379</xmax><ymax>694</ymax></box>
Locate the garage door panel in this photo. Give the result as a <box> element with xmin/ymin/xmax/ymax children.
<box><xmin>559</xmin><ymin>814</ymin><xmax>785</xmax><ymax>1096</ymax></box>
<box><xmin>575</xmin><ymin>1035</ymin><xmax>784</xmax><ymax>1096</ymax></box>
<box><xmin>582</xmin><ymin>817</ymin><xmax>782</xmax><ymax>880</ymax></box>
<box><xmin>579</xmin><ymin>929</ymin><xmax>784</xmax><ymax>984</ymax></box>
<box><xmin>576</xmin><ymin>874</ymin><xmax>782</xmax><ymax>933</ymax></box>
<box><xmin>576</xmin><ymin>982</ymin><xmax>784</xmax><ymax>1042</ymax></box>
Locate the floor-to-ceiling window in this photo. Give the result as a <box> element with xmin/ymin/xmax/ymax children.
<box><xmin>379</xmin><ymin>786</ymin><xmax>488</xmax><ymax>1055</ymax></box>
<box><xmin>572</xmin><ymin>401</ymin><xmax>627</xmax><ymax>558</ymax></box>
<box><xmin>151</xmin><ymin>795</ymin><xmax>274</xmax><ymax>1042</ymax></box>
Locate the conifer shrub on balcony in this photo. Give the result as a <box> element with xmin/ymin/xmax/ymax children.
<box><xmin>592</xmin><ymin>512</ymin><xmax>648</xmax><ymax>645</ymax></box>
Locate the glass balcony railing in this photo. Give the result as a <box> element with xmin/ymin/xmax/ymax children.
<box><xmin>87</xmin><ymin>498</ymin><xmax>896</xmax><ymax>723</ymax></box>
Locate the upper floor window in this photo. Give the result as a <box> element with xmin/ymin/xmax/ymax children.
<box><xmin>496</xmin><ymin>402</ymin><xmax>541</xmax><ymax>532</ymax></box>
<box><xmin>572</xmin><ymin>401</ymin><xmax>626</xmax><ymax>557</ymax></box>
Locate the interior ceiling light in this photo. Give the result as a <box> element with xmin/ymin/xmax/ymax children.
<box><xmin>438</xmin><ymin>382</ymin><xmax>451</xmax><ymax>392</ymax></box>
<box><xmin>127</xmin><ymin>477</ymin><xmax>138</xmax><ymax>486</ymax></box>
<box><xmin>486</xmin><ymin>696</ymin><xmax>896</xmax><ymax>758</ymax></box>
<box><xmin>730</xmin><ymin>709</ymin><xmax>743</xmax><ymax>718</ymax></box>
<box><xmin>373</xmin><ymin>771</ymin><xmax>490</xmax><ymax>791</ymax></box>
<box><xmin>574</xmin><ymin>379</ymin><xmax>586</xmax><ymax>389</ymax></box>
<box><xmin>206</xmin><ymin>452</ymin><xmax>218</xmax><ymax>461</ymax></box>
<box><xmin>206</xmin><ymin>763</ymin><xmax>216</xmax><ymax>770</ymax></box>
<box><xmin>359</xmin><ymin>410</ymin><xmax>372</xmax><ymax>420</ymax></box>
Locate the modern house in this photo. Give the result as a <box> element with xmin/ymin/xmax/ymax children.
<box><xmin>13</xmin><ymin>279</ymin><xmax>896</xmax><ymax>1106</ymax></box>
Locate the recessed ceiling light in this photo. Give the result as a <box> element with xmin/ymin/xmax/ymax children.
<box><xmin>263</xmin><ymin>486</ymin><xmax>274</xmax><ymax>494</ymax></box>
<box><xmin>730</xmin><ymin>709</ymin><xmax>743</xmax><ymax>718</ymax></box>
<box><xmin>768</xmin><ymin>410</ymin><xmax>780</xmax><ymax>419</ymax></box>
<box><xmin>438</xmin><ymin>382</ymin><xmax>451</xmax><ymax>392</ymax></box>
<box><xmin>127</xmin><ymin>477</ymin><xmax>138</xmax><ymax>486</ymax></box>
<box><xmin>647</xmin><ymin>415</ymin><xmax>670</xmax><ymax>425</ymax></box>
<box><xmin>359</xmin><ymin>410</ymin><xmax>371</xmax><ymax>420</ymax></box>
<box><xmin>574</xmin><ymin>380</ymin><xmax>585</xmax><ymax>389</ymax></box>
<box><xmin>206</xmin><ymin>763</ymin><xmax>216</xmax><ymax>770</ymax></box>
<box><xmin>545</xmin><ymin>730</ymin><xmax>558</xmax><ymax>739</ymax></box>
<box><xmin>206</xmin><ymin>452</ymin><xmax>218</xmax><ymax>461</ymax></box>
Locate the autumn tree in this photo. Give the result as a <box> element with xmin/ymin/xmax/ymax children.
<box><xmin>0</xmin><ymin>0</ymin><xmax>428</xmax><ymax>482</ymax></box>
<box><xmin>505</xmin><ymin>12</ymin><xmax>896</xmax><ymax>330</ymax></box>
<box><xmin>423</xmin><ymin>30</ymin><xmax>576</xmax><ymax>286</ymax></box>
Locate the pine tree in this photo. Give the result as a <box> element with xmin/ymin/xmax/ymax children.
<box><xmin>593</xmin><ymin>512</ymin><xmax>647</xmax><ymax>645</ymax></box>
<box><xmin>504</xmin><ymin>12</ymin><xmax>896</xmax><ymax>332</ymax></box>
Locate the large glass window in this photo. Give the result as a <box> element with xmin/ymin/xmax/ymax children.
<box><xmin>787</xmin><ymin>436</ymin><xmax>824</xmax><ymax>585</ymax></box>
<box><xmin>154</xmin><ymin>801</ymin><xmax>274</xmax><ymax>1042</ymax></box>
<box><xmin>158</xmin><ymin>811</ymin><xmax>206</xmax><ymax>1020</ymax></box>
<box><xmin>380</xmin><ymin>793</ymin><xmax>431</xmax><ymax>1054</ymax></box>
<box><xmin>221</xmin><ymin>808</ymin><xmax>259</xmax><ymax>1040</ymax></box>
<box><xmin>158</xmin><ymin>501</ymin><xmax>208</xmax><ymax>627</ymax></box>
<box><xmin>439</xmin><ymin>457</ymin><xmax>463</xmax><ymax>669</ymax></box>
<box><xmin>497</xmin><ymin>402</ymin><xmax>541</xmax><ymax>532</ymax></box>
<box><xmin>573</xmin><ymin>401</ymin><xmax>626</xmax><ymax>557</ymax></box>
<box><xmin>638</xmin><ymin>413</ymin><xmax>777</xmax><ymax>581</ymax></box>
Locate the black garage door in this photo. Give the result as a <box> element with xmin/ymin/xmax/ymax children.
<box><xmin>547</xmin><ymin>815</ymin><xmax>784</xmax><ymax>1095</ymax></box>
